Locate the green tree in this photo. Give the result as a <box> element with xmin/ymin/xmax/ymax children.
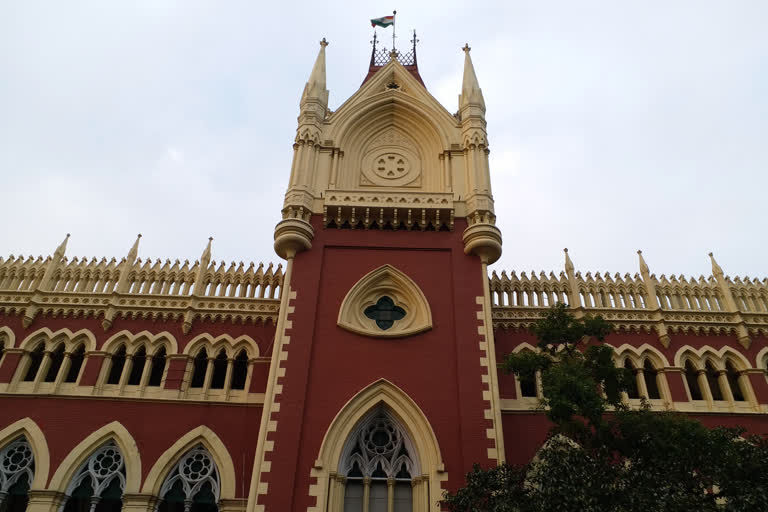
<box><xmin>442</xmin><ymin>303</ymin><xmax>768</xmax><ymax>511</ymax></box>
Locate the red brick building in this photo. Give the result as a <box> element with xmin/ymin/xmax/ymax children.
<box><xmin>1</xmin><ymin>37</ymin><xmax>767</xmax><ymax>512</ymax></box>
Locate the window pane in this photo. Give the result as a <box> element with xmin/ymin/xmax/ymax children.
<box><xmin>394</xmin><ymin>482</ymin><xmax>413</xmax><ymax>512</ymax></box>
<box><xmin>643</xmin><ymin>360</ymin><xmax>661</xmax><ymax>399</ymax></box>
<box><xmin>127</xmin><ymin>348</ymin><xmax>147</xmax><ymax>385</ymax></box>
<box><xmin>107</xmin><ymin>346</ymin><xmax>127</xmax><ymax>385</ymax></box>
<box><xmin>343</xmin><ymin>481</ymin><xmax>364</xmax><ymax>512</ymax></box>
<box><xmin>148</xmin><ymin>348</ymin><xmax>167</xmax><ymax>387</ymax></box>
<box><xmin>370</xmin><ymin>481</ymin><xmax>388</xmax><ymax>512</ymax></box>
<box><xmin>65</xmin><ymin>346</ymin><xmax>85</xmax><ymax>383</ymax></box>
<box><xmin>685</xmin><ymin>362</ymin><xmax>702</xmax><ymax>400</ymax></box>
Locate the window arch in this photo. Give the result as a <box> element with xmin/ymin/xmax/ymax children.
<box><xmin>157</xmin><ymin>446</ymin><xmax>220</xmax><ymax>512</ymax></box>
<box><xmin>127</xmin><ymin>347</ymin><xmax>147</xmax><ymax>386</ymax></box>
<box><xmin>684</xmin><ymin>360</ymin><xmax>703</xmax><ymax>401</ymax></box>
<box><xmin>209</xmin><ymin>350</ymin><xmax>227</xmax><ymax>390</ymax></box>
<box><xmin>642</xmin><ymin>359</ymin><xmax>661</xmax><ymax>400</ymax></box>
<box><xmin>190</xmin><ymin>349</ymin><xmax>208</xmax><ymax>389</ymax></box>
<box><xmin>61</xmin><ymin>442</ymin><xmax>125</xmax><ymax>512</ymax></box>
<box><xmin>339</xmin><ymin>408</ymin><xmax>417</xmax><ymax>512</ymax></box>
<box><xmin>148</xmin><ymin>347</ymin><xmax>167</xmax><ymax>387</ymax></box>
<box><xmin>44</xmin><ymin>344</ymin><xmax>66</xmax><ymax>383</ymax></box>
<box><xmin>106</xmin><ymin>346</ymin><xmax>127</xmax><ymax>385</ymax></box>
<box><xmin>623</xmin><ymin>360</ymin><xmax>639</xmax><ymax>399</ymax></box>
<box><xmin>23</xmin><ymin>344</ymin><xmax>45</xmax><ymax>382</ymax></box>
<box><xmin>230</xmin><ymin>351</ymin><xmax>248</xmax><ymax>391</ymax></box>
<box><xmin>0</xmin><ymin>437</ymin><xmax>34</xmax><ymax>512</ymax></box>
<box><xmin>704</xmin><ymin>361</ymin><xmax>724</xmax><ymax>401</ymax></box>
<box><xmin>725</xmin><ymin>361</ymin><xmax>745</xmax><ymax>402</ymax></box>
<box><xmin>65</xmin><ymin>345</ymin><xmax>86</xmax><ymax>384</ymax></box>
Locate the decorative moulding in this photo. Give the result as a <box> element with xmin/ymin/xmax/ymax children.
<box><xmin>338</xmin><ymin>265</ymin><xmax>432</xmax><ymax>338</ymax></box>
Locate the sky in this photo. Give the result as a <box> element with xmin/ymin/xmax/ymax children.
<box><xmin>1</xmin><ymin>1</ymin><xmax>766</xmax><ymax>280</ymax></box>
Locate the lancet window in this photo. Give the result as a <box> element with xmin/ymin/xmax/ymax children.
<box><xmin>185</xmin><ymin>346</ymin><xmax>251</xmax><ymax>396</ymax></box>
<box><xmin>340</xmin><ymin>409</ymin><xmax>416</xmax><ymax>512</ymax></box>
<box><xmin>157</xmin><ymin>446</ymin><xmax>220</xmax><ymax>512</ymax></box>
<box><xmin>61</xmin><ymin>442</ymin><xmax>125</xmax><ymax>512</ymax></box>
<box><xmin>65</xmin><ymin>345</ymin><xmax>86</xmax><ymax>383</ymax></box>
<box><xmin>23</xmin><ymin>344</ymin><xmax>45</xmax><ymax>382</ymax></box>
<box><xmin>0</xmin><ymin>437</ymin><xmax>34</xmax><ymax>512</ymax></box>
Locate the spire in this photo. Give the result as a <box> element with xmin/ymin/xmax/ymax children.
<box><xmin>201</xmin><ymin>237</ymin><xmax>213</xmax><ymax>266</ymax></box>
<box><xmin>709</xmin><ymin>252</ymin><xmax>724</xmax><ymax>277</ymax></box>
<box><xmin>459</xmin><ymin>44</ymin><xmax>485</xmax><ymax>111</ymax></box>
<box><xmin>301</xmin><ymin>38</ymin><xmax>329</xmax><ymax>108</ymax></box>
<box><xmin>637</xmin><ymin>250</ymin><xmax>650</xmax><ymax>275</ymax></box>
<box><xmin>126</xmin><ymin>234</ymin><xmax>142</xmax><ymax>263</ymax></box>
<box><xmin>53</xmin><ymin>233</ymin><xmax>70</xmax><ymax>259</ymax></box>
<box><xmin>564</xmin><ymin>248</ymin><xmax>574</xmax><ymax>274</ymax></box>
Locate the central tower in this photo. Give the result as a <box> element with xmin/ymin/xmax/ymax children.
<box><xmin>251</xmin><ymin>37</ymin><xmax>505</xmax><ymax>512</ymax></box>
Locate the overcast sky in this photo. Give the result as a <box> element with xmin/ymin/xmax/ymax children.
<box><xmin>2</xmin><ymin>1</ymin><xmax>766</xmax><ymax>280</ymax></box>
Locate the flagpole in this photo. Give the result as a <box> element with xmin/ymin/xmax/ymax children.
<box><xmin>392</xmin><ymin>10</ymin><xmax>397</xmax><ymax>51</ymax></box>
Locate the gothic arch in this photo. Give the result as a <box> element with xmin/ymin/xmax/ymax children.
<box><xmin>755</xmin><ymin>346</ymin><xmax>768</xmax><ymax>369</ymax></box>
<box><xmin>612</xmin><ymin>343</ymin><xmax>670</xmax><ymax>367</ymax></box>
<box><xmin>0</xmin><ymin>418</ymin><xmax>49</xmax><ymax>489</ymax></box>
<box><xmin>183</xmin><ymin>334</ymin><xmax>259</xmax><ymax>358</ymax></box>
<box><xmin>103</xmin><ymin>330</ymin><xmax>178</xmax><ymax>355</ymax></box>
<box><xmin>18</xmin><ymin>328</ymin><xmax>96</xmax><ymax>352</ymax></box>
<box><xmin>0</xmin><ymin>326</ymin><xmax>16</xmax><ymax>349</ymax></box>
<box><xmin>338</xmin><ymin>265</ymin><xmax>432</xmax><ymax>338</ymax></box>
<box><xmin>673</xmin><ymin>345</ymin><xmax>751</xmax><ymax>369</ymax></box>
<box><xmin>141</xmin><ymin>426</ymin><xmax>236</xmax><ymax>500</ymax></box>
<box><xmin>48</xmin><ymin>421</ymin><xmax>141</xmax><ymax>494</ymax></box>
<box><xmin>309</xmin><ymin>379</ymin><xmax>447</xmax><ymax>512</ymax></box>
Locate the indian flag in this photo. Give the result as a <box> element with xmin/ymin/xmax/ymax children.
<box><xmin>371</xmin><ymin>16</ymin><xmax>394</xmax><ymax>28</ymax></box>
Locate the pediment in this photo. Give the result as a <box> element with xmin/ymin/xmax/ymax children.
<box><xmin>338</xmin><ymin>265</ymin><xmax>432</xmax><ymax>338</ymax></box>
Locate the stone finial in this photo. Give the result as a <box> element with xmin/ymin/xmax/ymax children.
<box><xmin>126</xmin><ymin>234</ymin><xmax>142</xmax><ymax>264</ymax></box>
<box><xmin>459</xmin><ymin>43</ymin><xmax>485</xmax><ymax>111</ymax></box>
<box><xmin>709</xmin><ymin>252</ymin><xmax>724</xmax><ymax>277</ymax></box>
<box><xmin>564</xmin><ymin>248</ymin><xmax>574</xmax><ymax>274</ymax></box>
<box><xmin>53</xmin><ymin>233</ymin><xmax>71</xmax><ymax>259</ymax></box>
<box><xmin>301</xmin><ymin>37</ymin><xmax>329</xmax><ymax>108</ymax></box>
<box><xmin>200</xmin><ymin>237</ymin><xmax>213</xmax><ymax>265</ymax></box>
<box><xmin>637</xmin><ymin>249</ymin><xmax>650</xmax><ymax>275</ymax></box>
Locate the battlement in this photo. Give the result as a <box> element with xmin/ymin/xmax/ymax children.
<box><xmin>0</xmin><ymin>236</ymin><xmax>282</xmax><ymax>333</ymax></box>
<box><xmin>490</xmin><ymin>249</ymin><xmax>768</xmax><ymax>347</ymax></box>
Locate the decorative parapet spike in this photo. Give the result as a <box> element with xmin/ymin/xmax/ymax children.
<box><xmin>0</xmin><ymin>236</ymin><xmax>283</xmax><ymax>332</ymax></box>
<box><xmin>490</xmin><ymin>250</ymin><xmax>768</xmax><ymax>348</ymax></box>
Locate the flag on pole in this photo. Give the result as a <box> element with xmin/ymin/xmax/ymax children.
<box><xmin>370</xmin><ymin>16</ymin><xmax>394</xmax><ymax>28</ymax></box>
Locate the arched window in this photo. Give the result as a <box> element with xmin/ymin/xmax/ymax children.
<box><xmin>624</xmin><ymin>360</ymin><xmax>639</xmax><ymax>399</ymax></box>
<box><xmin>190</xmin><ymin>349</ymin><xmax>208</xmax><ymax>389</ymax></box>
<box><xmin>0</xmin><ymin>437</ymin><xmax>35</xmax><ymax>512</ymax></box>
<box><xmin>157</xmin><ymin>446</ymin><xmax>220</xmax><ymax>512</ymax></box>
<box><xmin>44</xmin><ymin>344</ymin><xmax>66</xmax><ymax>383</ymax></box>
<box><xmin>148</xmin><ymin>348</ymin><xmax>167</xmax><ymax>387</ymax></box>
<box><xmin>62</xmin><ymin>442</ymin><xmax>125</xmax><ymax>512</ymax></box>
<box><xmin>642</xmin><ymin>360</ymin><xmax>661</xmax><ymax>400</ymax></box>
<box><xmin>23</xmin><ymin>344</ymin><xmax>45</xmax><ymax>382</ymax></box>
<box><xmin>230</xmin><ymin>351</ymin><xmax>248</xmax><ymax>391</ymax></box>
<box><xmin>340</xmin><ymin>408</ymin><xmax>416</xmax><ymax>512</ymax></box>
<box><xmin>705</xmin><ymin>361</ymin><xmax>723</xmax><ymax>401</ymax></box>
<box><xmin>684</xmin><ymin>361</ymin><xmax>702</xmax><ymax>400</ymax></box>
<box><xmin>0</xmin><ymin>339</ymin><xmax>5</xmax><ymax>363</ymax></box>
<box><xmin>107</xmin><ymin>346</ymin><xmax>127</xmax><ymax>385</ymax></box>
<box><xmin>127</xmin><ymin>347</ymin><xmax>147</xmax><ymax>386</ymax></box>
<box><xmin>65</xmin><ymin>345</ymin><xmax>86</xmax><ymax>383</ymax></box>
<box><xmin>210</xmin><ymin>350</ymin><xmax>228</xmax><ymax>390</ymax></box>
<box><xmin>725</xmin><ymin>361</ymin><xmax>745</xmax><ymax>402</ymax></box>
<box><xmin>515</xmin><ymin>352</ymin><xmax>537</xmax><ymax>398</ymax></box>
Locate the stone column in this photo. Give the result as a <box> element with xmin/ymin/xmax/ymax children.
<box><xmin>121</xmin><ymin>494</ymin><xmax>159</xmax><ymax>512</ymax></box>
<box><xmin>26</xmin><ymin>490</ymin><xmax>67</xmax><ymax>512</ymax></box>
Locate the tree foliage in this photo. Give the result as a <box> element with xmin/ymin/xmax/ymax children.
<box><xmin>442</xmin><ymin>303</ymin><xmax>768</xmax><ymax>511</ymax></box>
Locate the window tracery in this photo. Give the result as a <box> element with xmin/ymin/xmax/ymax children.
<box><xmin>158</xmin><ymin>446</ymin><xmax>220</xmax><ymax>512</ymax></box>
<box><xmin>0</xmin><ymin>437</ymin><xmax>34</xmax><ymax>512</ymax></box>
<box><xmin>340</xmin><ymin>409</ymin><xmax>416</xmax><ymax>512</ymax></box>
<box><xmin>61</xmin><ymin>442</ymin><xmax>125</xmax><ymax>512</ymax></box>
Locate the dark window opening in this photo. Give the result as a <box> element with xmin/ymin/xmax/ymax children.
<box><xmin>44</xmin><ymin>344</ymin><xmax>65</xmax><ymax>382</ymax></box>
<box><xmin>643</xmin><ymin>360</ymin><xmax>661</xmax><ymax>399</ymax></box>
<box><xmin>148</xmin><ymin>348</ymin><xmax>167</xmax><ymax>387</ymax></box>
<box><xmin>127</xmin><ymin>347</ymin><xmax>146</xmax><ymax>386</ymax></box>
<box><xmin>624</xmin><ymin>360</ymin><xmax>639</xmax><ymax>399</ymax></box>
<box><xmin>106</xmin><ymin>345</ymin><xmax>127</xmax><ymax>385</ymax></box>
<box><xmin>190</xmin><ymin>349</ymin><xmax>208</xmax><ymax>388</ymax></box>
<box><xmin>23</xmin><ymin>344</ymin><xmax>45</xmax><ymax>382</ymax></box>
<box><xmin>364</xmin><ymin>296</ymin><xmax>406</xmax><ymax>330</ymax></box>
<box><xmin>726</xmin><ymin>362</ymin><xmax>745</xmax><ymax>401</ymax></box>
<box><xmin>65</xmin><ymin>345</ymin><xmax>85</xmax><ymax>383</ymax></box>
<box><xmin>230</xmin><ymin>350</ymin><xmax>248</xmax><ymax>390</ymax></box>
<box><xmin>210</xmin><ymin>350</ymin><xmax>228</xmax><ymax>390</ymax></box>
<box><xmin>685</xmin><ymin>361</ymin><xmax>703</xmax><ymax>400</ymax></box>
<box><xmin>705</xmin><ymin>362</ymin><xmax>723</xmax><ymax>401</ymax></box>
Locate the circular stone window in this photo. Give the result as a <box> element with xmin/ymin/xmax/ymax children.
<box><xmin>361</xmin><ymin>146</ymin><xmax>421</xmax><ymax>187</ymax></box>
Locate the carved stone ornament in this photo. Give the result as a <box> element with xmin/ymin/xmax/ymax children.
<box><xmin>360</xmin><ymin>129</ymin><xmax>422</xmax><ymax>188</ymax></box>
<box><xmin>338</xmin><ymin>265</ymin><xmax>432</xmax><ymax>338</ymax></box>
